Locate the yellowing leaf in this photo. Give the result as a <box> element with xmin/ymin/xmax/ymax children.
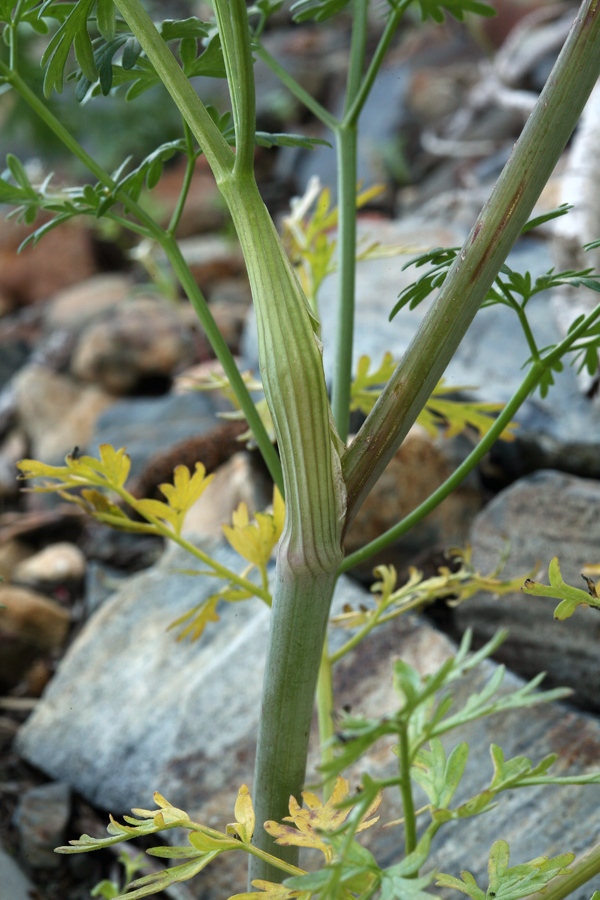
<box><xmin>168</xmin><ymin>595</ymin><xmax>222</xmax><ymax>641</ymax></box>
<box><xmin>227</xmin><ymin>784</ymin><xmax>255</xmax><ymax>843</ymax></box>
<box><xmin>135</xmin><ymin>498</ymin><xmax>179</xmax><ymax>530</ymax></box>
<box><xmin>222</xmin><ymin>490</ymin><xmax>283</xmax><ymax>567</ymax></box>
<box><xmin>229</xmin><ymin>880</ymin><xmax>310</xmax><ymax>900</ymax></box>
<box><xmin>350</xmin><ymin>359</ymin><xmax>517</xmax><ymax>441</ymax></box>
<box><xmin>157</xmin><ymin>463</ymin><xmax>214</xmax><ymax>535</ymax></box>
<box><xmin>98</xmin><ymin>443</ymin><xmax>131</xmax><ymax>487</ymax></box>
<box><xmin>264</xmin><ymin>777</ymin><xmax>381</xmax><ymax>862</ymax></box>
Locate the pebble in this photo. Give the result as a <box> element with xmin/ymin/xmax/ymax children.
<box><xmin>70</xmin><ymin>296</ymin><xmax>196</xmax><ymax>395</ymax></box>
<box><xmin>13</xmin><ymin>781</ymin><xmax>71</xmax><ymax>869</ymax></box>
<box><xmin>0</xmin><ymin>584</ymin><xmax>70</xmax><ymax>688</ymax></box>
<box><xmin>13</xmin><ymin>542</ymin><xmax>86</xmax><ymax>589</ymax></box>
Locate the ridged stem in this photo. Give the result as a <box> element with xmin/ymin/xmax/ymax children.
<box><xmin>342</xmin><ymin>0</ymin><xmax>600</xmax><ymax>523</ymax></box>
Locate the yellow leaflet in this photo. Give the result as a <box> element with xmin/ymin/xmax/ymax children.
<box><xmin>229</xmin><ymin>881</ymin><xmax>310</xmax><ymax>900</ymax></box>
<box><xmin>227</xmin><ymin>783</ymin><xmax>255</xmax><ymax>843</ymax></box>
<box><xmin>264</xmin><ymin>777</ymin><xmax>381</xmax><ymax>862</ymax></box>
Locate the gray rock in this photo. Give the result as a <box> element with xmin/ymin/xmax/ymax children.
<box><xmin>89</xmin><ymin>391</ymin><xmax>223</xmax><ymax>480</ymax></box>
<box><xmin>13</xmin><ymin>781</ymin><xmax>71</xmax><ymax>869</ymax></box>
<box><xmin>0</xmin><ymin>845</ymin><xmax>38</xmax><ymax>899</ymax></box>
<box><xmin>15</xmin><ymin>535</ymin><xmax>600</xmax><ymax>900</ymax></box>
<box><xmin>456</xmin><ymin>470</ymin><xmax>600</xmax><ymax>710</ymax></box>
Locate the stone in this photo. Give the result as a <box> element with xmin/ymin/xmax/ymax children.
<box><xmin>0</xmin><ymin>218</ymin><xmax>97</xmax><ymax>310</ymax></box>
<box><xmin>89</xmin><ymin>390</ymin><xmax>224</xmax><ymax>480</ymax></box>
<box><xmin>70</xmin><ymin>296</ymin><xmax>197</xmax><ymax>395</ymax></box>
<box><xmin>14</xmin><ymin>538</ymin><xmax>600</xmax><ymax>900</ymax></box>
<box><xmin>44</xmin><ymin>273</ymin><xmax>132</xmax><ymax>332</ymax></box>
<box><xmin>344</xmin><ymin>425</ymin><xmax>482</xmax><ymax>576</ymax></box>
<box><xmin>14</xmin><ymin>364</ymin><xmax>115</xmax><ymax>464</ymax></box>
<box><xmin>0</xmin><ymin>846</ymin><xmax>38</xmax><ymax>900</ymax></box>
<box><xmin>13</xmin><ymin>542</ymin><xmax>86</xmax><ymax>590</ymax></box>
<box><xmin>0</xmin><ymin>584</ymin><xmax>70</xmax><ymax>688</ymax></box>
<box><xmin>0</xmin><ymin>428</ymin><xmax>27</xmax><ymax>498</ymax></box>
<box><xmin>184</xmin><ymin>452</ymin><xmax>273</xmax><ymax>537</ymax></box>
<box><xmin>0</xmin><ymin>539</ymin><xmax>33</xmax><ymax>583</ymax></box>
<box><xmin>455</xmin><ymin>470</ymin><xmax>600</xmax><ymax>711</ymax></box>
<box><xmin>13</xmin><ymin>781</ymin><xmax>71</xmax><ymax>869</ymax></box>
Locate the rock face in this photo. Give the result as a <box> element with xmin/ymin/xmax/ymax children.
<box><xmin>44</xmin><ymin>273</ymin><xmax>132</xmax><ymax>332</ymax></box>
<box><xmin>344</xmin><ymin>425</ymin><xmax>482</xmax><ymax>575</ymax></box>
<box><xmin>13</xmin><ymin>781</ymin><xmax>71</xmax><ymax>869</ymax></box>
<box><xmin>14</xmin><ymin>364</ymin><xmax>115</xmax><ymax>464</ymax></box>
<box><xmin>15</xmin><ymin>537</ymin><xmax>600</xmax><ymax>900</ymax></box>
<box><xmin>89</xmin><ymin>390</ymin><xmax>224</xmax><ymax>479</ymax></box>
<box><xmin>0</xmin><ymin>846</ymin><xmax>38</xmax><ymax>900</ymax></box>
<box><xmin>456</xmin><ymin>470</ymin><xmax>600</xmax><ymax>710</ymax></box>
<box><xmin>71</xmin><ymin>296</ymin><xmax>196</xmax><ymax>394</ymax></box>
<box><xmin>0</xmin><ymin>584</ymin><xmax>70</xmax><ymax>688</ymax></box>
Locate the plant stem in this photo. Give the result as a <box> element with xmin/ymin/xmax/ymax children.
<box><xmin>339</xmin><ymin>363</ymin><xmax>542</xmax><ymax>572</ymax></box>
<box><xmin>113</xmin><ymin>0</ymin><xmax>234</xmax><ymax>177</ymax></box>
<box><xmin>253</xmin><ymin>43</ymin><xmax>338</xmax><ymax>130</ymax></box>
<box><xmin>342</xmin><ymin>0</ymin><xmax>409</xmax><ymax>130</ymax></box>
<box><xmin>398</xmin><ymin>723</ymin><xmax>417</xmax><ymax>857</ymax></box>
<box><xmin>251</xmin><ymin>569</ymin><xmax>339</xmax><ymax>881</ymax></box>
<box><xmin>167</xmin><ymin>120</ymin><xmax>196</xmax><ymax>237</ymax></box>
<box><xmin>332</xmin><ymin>124</ymin><xmax>357</xmax><ymax>442</ymax></box>
<box><xmin>343</xmin><ymin>0</ymin><xmax>600</xmax><ymax>524</ymax></box>
<box><xmin>2</xmin><ymin>66</ymin><xmax>283</xmax><ymax>493</ymax></box>
<box><xmin>316</xmin><ymin>639</ymin><xmax>336</xmax><ymax>801</ymax></box>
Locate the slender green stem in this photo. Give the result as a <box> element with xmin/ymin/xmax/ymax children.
<box><xmin>162</xmin><ymin>234</ymin><xmax>284</xmax><ymax>493</ymax></box>
<box><xmin>8</xmin><ymin>0</ymin><xmax>26</xmax><ymax>70</ymax></box>
<box><xmin>341</xmin><ymin>292</ymin><xmax>600</xmax><ymax>571</ymax></box>
<box><xmin>331</xmin><ymin>125</ymin><xmax>357</xmax><ymax>442</ymax></box>
<box><xmin>398</xmin><ymin>724</ymin><xmax>417</xmax><ymax>858</ymax></box>
<box><xmin>342</xmin><ymin>0</ymin><xmax>409</xmax><ymax>129</ymax></box>
<box><xmin>340</xmin><ymin>363</ymin><xmax>542</xmax><ymax>572</ymax></box>
<box><xmin>516</xmin><ymin>305</ymin><xmax>540</xmax><ymax>360</ymax></box>
<box><xmin>228</xmin><ymin>0</ymin><xmax>257</xmax><ymax>178</ymax></box>
<box><xmin>167</xmin><ymin>120</ymin><xmax>196</xmax><ymax>237</ymax></box>
<box><xmin>3</xmin><ymin>66</ymin><xmax>283</xmax><ymax>494</ymax></box>
<box><xmin>242</xmin><ymin>844</ymin><xmax>306</xmax><ymax>878</ymax></box>
<box><xmin>331</xmin><ymin>0</ymin><xmax>368</xmax><ymax>442</ymax></box>
<box><xmin>520</xmin><ymin>842</ymin><xmax>600</xmax><ymax>900</ymax></box>
<box><xmin>113</xmin><ymin>0</ymin><xmax>235</xmax><ymax>177</ymax></box>
<box><xmin>496</xmin><ymin>281</ymin><xmax>540</xmax><ymax>359</ymax></box>
<box><xmin>253</xmin><ymin>43</ymin><xmax>338</xmax><ymax>131</ymax></box>
<box><xmin>316</xmin><ymin>640</ymin><xmax>336</xmax><ymax>801</ymax></box>
<box><xmin>344</xmin><ymin>0</ymin><xmax>369</xmax><ymax>113</ymax></box>
<box><xmin>343</xmin><ymin>0</ymin><xmax>600</xmax><ymax>524</ymax></box>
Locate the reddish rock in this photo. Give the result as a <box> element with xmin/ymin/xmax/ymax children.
<box><xmin>44</xmin><ymin>273</ymin><xmax>132</xmax><ymax>332</ymax></box>
<box><xmin>0</xmin><ymin>218</ymin><xmax>97</xmax><ymax>312</ymax></box>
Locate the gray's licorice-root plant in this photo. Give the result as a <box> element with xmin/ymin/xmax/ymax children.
<box><xmin>5</xmin><ymin>0</ymin><xmax>600</xmax><ymax>896</ymax></box>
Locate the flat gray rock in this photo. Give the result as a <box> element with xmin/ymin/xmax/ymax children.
<box><xmin>16</xmin><ymin>535</ymin><xmax>600</xmax><ymax>900</ymax></box>
<box><xmin>456</xmin><ymin>470</ymin><xmax>600</xmax><ymax>710</ymax></box>
<box><xmin>0</xmin><ymin>846</ymin><xmax>38</xmax><ymax>900</ymax></box>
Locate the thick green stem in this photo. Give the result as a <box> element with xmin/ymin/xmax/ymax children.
<box><xmin>251</xmin><ymin>569</ymin><xmax>339</xmax><ymax>881</ymax></box>
<box><xmin>343</xmin><ymin>0</ymin><xmax>600</xmax><ymax>524</ymax></box>
<box><xmin>316</xmin><ymin>639</ymin><xmax>336</xmax><ymax>802</ymax></box>
<box><xmin>332</xmin><ymin>125</ymin><xmax>358</xmax><ymax>442</ymax></box>
<box><xmin>113</xmin><ymin>0</ymin><xmax>234</xmax><ymax>177</ymax></box>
